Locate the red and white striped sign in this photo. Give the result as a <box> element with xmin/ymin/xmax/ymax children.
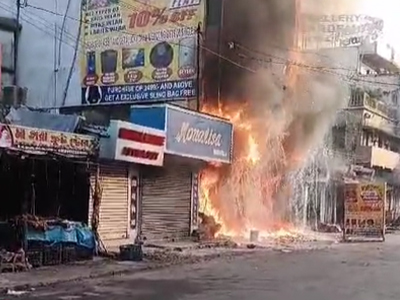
<box><xmin>108</xmin><ymin>120</ymin><xmax>165</xmax><ymax>166</ymax></box>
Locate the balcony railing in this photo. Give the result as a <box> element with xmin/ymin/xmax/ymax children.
<box><xmin>348</xmin><ymin>91</ymin><xmax>397</xmax><ymax>119</ymax></box>
<box><xmin>356</xmin><ymin>146</ymin><xmax>400</xmax><ymax>170</ymax></box>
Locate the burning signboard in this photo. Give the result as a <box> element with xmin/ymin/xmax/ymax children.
<box><xmin>343</xmin><ymin>182</ymin><xmax>386</xmax><ymax>242</ymax></box>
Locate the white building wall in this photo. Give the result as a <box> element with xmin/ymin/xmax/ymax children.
<box><xmin>0</xmin><ymin>0</ymin><xmax>82</xmax><ymax>107</ymax></box>
<box><xmin>303</xmin><ymin>46</ymin><xmax>400</xmax><ymax>106</ymax></box>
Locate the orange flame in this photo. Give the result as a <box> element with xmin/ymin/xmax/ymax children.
<box><xmin>198</xmin><ymin>2</ymin><xmax>306</xmax><ymax>241</ymax></box>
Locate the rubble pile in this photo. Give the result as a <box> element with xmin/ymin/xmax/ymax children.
<box><xmin>197</xmin><ymin>238</ymin><xmax>238</xmax><ymax>249</ymax></box>
<box><xmin>198</xmin><ymin>212</ymin><xmax>222</xmax><ymax>241</ymax></box>
<box><xmin>317</xmin><ymin>223</ymin><xmax>342</xmax><ymax>233</ymax></box>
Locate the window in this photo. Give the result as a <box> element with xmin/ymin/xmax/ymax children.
<box><xmin>0</xmin><ymin>17</ymin><xmax>19</xmax><ymax>87</ymax></box>
<box><xmin>0</xmin><ymin>30</ymin><xmax>14</xmax><ymax>70</ymax></box>
<box><xmin>1</xmin><ymin>71</ymin><xmax>13</xmax><ymax>86</ymax></box>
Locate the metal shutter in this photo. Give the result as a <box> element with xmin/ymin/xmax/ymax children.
<box><xmin>141</xmin><ymin>166</ymin><xmax>192</xmax><ymax>241</ymax></box>
<box><xmin>89</xmin><ymin>164</ymin><xmax>129</xmax><ymax>241</ymax></box>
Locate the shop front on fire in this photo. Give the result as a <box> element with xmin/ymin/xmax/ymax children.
<box><xmin>0</xmin><ymin>123</ymin><xmax>98</xmax><ymax>271</ymax></box>
<box><xmin>130</xmin><ymin>104</ymin><xmax>233</xmax><ymax>242</ymax></box>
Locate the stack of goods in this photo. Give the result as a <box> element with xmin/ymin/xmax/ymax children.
<box><xmin>18</xmin><ymin>217</ymin><xmax>96</xmax><ymax>268</ymax></box>
<box><xmin>13</xmin><ymin>214</ymin><xmax>49</xmax><ymax>231</ymax></box>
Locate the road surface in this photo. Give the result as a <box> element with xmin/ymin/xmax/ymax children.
<box><xmin>5</xmin><ymin>236</ymin><xmax>400</xmax><ymax>300</ymax></box>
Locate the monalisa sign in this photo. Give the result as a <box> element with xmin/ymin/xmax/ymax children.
<box><xmin>175</xmin><ymin>122</ymin><xmax>222</xmax><ymax>147</ymax></box>
<box><xmin>166</xmin><ymin>106</ymin><xmax>233</xmax><ymax>163</ymax></box>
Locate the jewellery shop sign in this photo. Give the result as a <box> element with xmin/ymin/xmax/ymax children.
<box><xmin>0</xmin><ymin>124</ymin><xmax>98</xmax><ymax>156</ymax></box>
<box><xmin>165</xmin><ymin>106</ymin><xmax>233</xmax><ymax>163</ymax></box>
<box><xmin>343</xmin><ymin>182</ymin><xmax>386</xmax><ymax>242</ymax></box>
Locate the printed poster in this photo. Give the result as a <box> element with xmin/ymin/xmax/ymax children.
<box><xmin>80</xmin><ymin>0</ymin><xmax>204</xmax><ymax>105</ymax></box>
<box><xmin>343</xmin><ymin>182</ymin><xmax>385</xmax><ymax>241</ymax></box>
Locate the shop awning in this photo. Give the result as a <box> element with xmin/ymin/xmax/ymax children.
<box><xmin>6</xmin><ymin>108</ymin><xmax>81</xmax><ymax>133</ymax></box>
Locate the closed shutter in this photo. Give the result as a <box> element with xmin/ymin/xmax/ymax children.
<box><xmin>141</xmin><ymin>165</ymin><xmax>192</xmax><ymax>241</ymax></box>
<box><xmin>89</xmin><ymin>164</ymin><xmax>129</xmax><ymax>241</ymax></box>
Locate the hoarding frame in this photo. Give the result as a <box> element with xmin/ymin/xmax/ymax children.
<box><xmin>342</xmin><ymin>182</ymin><xmax>386</xmax><ymax>243</ymax></box>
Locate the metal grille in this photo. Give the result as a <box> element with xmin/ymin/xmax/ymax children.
<box><xmin>141</xmin><ymin>166</ymin><xmax>192</xmax><ymax>241</ymax></box>
<box><xmin>89</xmin><ymin>164</ymin><xmax>129</xmax><ymax>241</ymax></box>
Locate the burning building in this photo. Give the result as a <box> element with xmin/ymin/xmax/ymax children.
<box><xmin>199</xmin><ymin>0</ymin><xmax>352</xmax><ymax>239</ymax></box>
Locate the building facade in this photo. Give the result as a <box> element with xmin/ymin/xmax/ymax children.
<box><xmin>96</xmin><ymin>104</ymin><xmax>233</xmax><ymax>245</ymax></box>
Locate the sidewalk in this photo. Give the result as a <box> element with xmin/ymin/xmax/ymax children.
<box><xmin>0</xmin><ymin>238</ymin><xmax>335</xmax><ymax>293</ymax></box>
<box><xmin>0</xmin><ymin>258</ymin><xmax>149</xmax><ymax>293</ymax></box>
<box><xmin>0</xmin><ymin>246</ymin><xmax>256</xmax><ymax>293</ymax></box>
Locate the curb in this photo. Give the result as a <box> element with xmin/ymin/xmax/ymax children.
<box><xmin>0</xmin><ymin>249</ymin><xmax>253</xmax><ymax>294</ymax></box>
<box><xmin>1</xmin><ymin>243</ymin><xmax>334</xmax><ymax>294</ymax></box>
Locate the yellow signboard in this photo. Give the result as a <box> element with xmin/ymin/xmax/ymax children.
<box><xmin>80</xmin><ymin>0</ymin><xmax>204</xmax><ymax>105</ymax></box>
<box><xmin>343</xmin><ymin>182</ymin><xmax>385</xmax><ymax>241</ymax></box>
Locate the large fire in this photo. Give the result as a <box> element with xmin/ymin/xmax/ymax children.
<box><xmin>197</xmin><ymin>0</ymin><xmax>315</xmax><ymax>241</ymax></box>
<box><xmin>197</xmin><ymin>0</ymin><xmax>350</xmax><ymax>242</ymax></box>
<box><xmin>199</xmin><ymin>103</ymin><xmax>303</xmax><ymax>240</ymax></box>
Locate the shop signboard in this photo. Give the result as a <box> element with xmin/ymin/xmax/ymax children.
<box><xmin>299</xmin><ymin>13</ymin><xmax>384</xmax><ymax>49</ymax></box>
<box><xmin>165</xmin><ymin>106</ymin><xmax>233</xmax><ymax>163</ymax></box>
<box><xmin>80</xmin><ymin>0</ymin><xmax>205</xmax><ymax>105</ymax></box>
<box><xmin>343</xmin><ymin>182</ymin><xmax>386</xmax><ymax>242</ymax></box>
<box><xmin>101</xmin><ymin>120</ymin><xmax>165</xmax><ymax>166</ymax></box>
<box><xmin>0</xmin><ymin>124</ymin><xmax>98</xmax><ymax>155</ymax></box>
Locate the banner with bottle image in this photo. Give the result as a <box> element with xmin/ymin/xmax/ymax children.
<box><xmin>343</xmin><ymin>182</ymin><xmax>386</xmax><ymax>242</ymax></box>
<box><xmin>80</xmin><ymin>0</ymin><xmax>204</xmax><ymax>105</ymax></box>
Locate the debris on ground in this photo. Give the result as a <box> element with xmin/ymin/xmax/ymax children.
<box><xmin>198</xmin><ymin>212</ymin><xmax>221</xmax><ymax>240</ymax></box>
<box><xmin>318</xmin><ymin>223</ymin><xmax>342</xmax><ymax>233</ymax></box>
<box><xmin>7</xmin><ymin>289</ymin><xmax>29</xmax><ymax>295</ymax></box>
<box><xmin>144</xmin><ymin>250</ymin><xmax>203</xmax><ymax>265</ymax></box>
<box><xmin>197</xmin><ymin>238</ymin><xmax>238</xmax><ymax>249</ymax></box>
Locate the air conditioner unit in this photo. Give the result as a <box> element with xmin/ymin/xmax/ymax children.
<box><xmin>1</xmin><ymin>85</ymin><xmax>28</xmax><ymax>107</ymax></box>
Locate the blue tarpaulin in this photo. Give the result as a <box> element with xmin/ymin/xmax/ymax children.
<box><xmin>26</xmin><ymin>223</ymin><xmax>95</xmax><ymax>249</ymax></box>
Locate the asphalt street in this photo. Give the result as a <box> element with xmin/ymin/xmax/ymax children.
<box><xmin>4</xmin><ymin>238</ymin><xmax>400</xmax><ymax>300</ymax></box>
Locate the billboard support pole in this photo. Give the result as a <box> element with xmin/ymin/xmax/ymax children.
<box><xmin>196</xmin><ymin>22</ymin><xmax>201</xmax><ymax>111</ymax></box>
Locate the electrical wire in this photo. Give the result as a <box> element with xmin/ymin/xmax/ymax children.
<box><xmin>26</xmin><ymin>1</ymin><xmax>256</xmax><ymax>73</ymax></box>
<box><xmin>58</xmin><ymin>0</ymin><xmax>72</xmax><ymax>68</ymax></box>
<box><xmin>5</xmin><ymin>0</ymin><xmax>400</xmax><ymax>110</ymax></box>
<box><xmin>25</xmin><ymin>0</ymin><xmax>400</xmax><ymax>88</ymax></box>
<box><xmin>62</xmin><ymin>0</ymin><xmax>81</xmax><ymax>107</ymax></box>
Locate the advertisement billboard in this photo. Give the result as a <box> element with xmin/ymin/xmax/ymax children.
<box><xmin>297</xmin><ymin>0</ymin><xmax>384</xmax><ymax>49</ymax></box>
<box><xmin>343</xmin><ymin>182</ymin><xmax>386</xmax><ymax>242</ymax></box>
<box><xmin>299</xmin><ymin>14</ymin><xmax>384</xmax><ymax>49</ymax></box>
<box><xmin>80</xmin><ymin>0</ymin><xmax>204</xmax><ymax>105</ymax></box>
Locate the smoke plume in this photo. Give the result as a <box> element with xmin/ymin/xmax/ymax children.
<box><xmin>201</xmin><ymin>0</ymin><xmax>353</xmax><ymax>235</ymax></box>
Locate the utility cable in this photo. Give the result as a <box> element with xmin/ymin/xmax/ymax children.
<box><xmin>6</xmin><ymin>1</ymin><xmax>400</xmax><ymax>110</ymax></box>
<box><xmin>22</xmin><ymin>1</ymin><xmax>394</xmax><ymax>83</ymax></box>
<box><xmin>62</xmin><ymin>1</ymin><xmax>81</xmax><ymax>107</ymax></box>
<box><xmin>28</xmin><ymin>1</ymin><xmax>400</xmax><ymax>86</ymax></box>
<box><xmin>58</xmin><ymin>0</ymin><xmax>72</xmax><ymax>68</ymax></box>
